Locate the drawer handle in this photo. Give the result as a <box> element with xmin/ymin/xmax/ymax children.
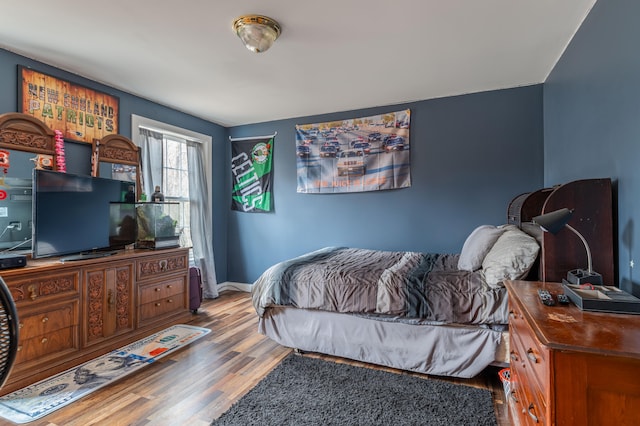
<box><xmin>155</xmin><ymin>303</ymin><xmax>161</xmax><ymax>307</ymax></box>
<box><xmin>167</xmin><ymin>299</ymin><xmax>173</xmax><ymax>303</ymax></box>
<box><xmin>508</xmin><ymin>310</ymin><xmax>517</xmax><ymax>319</ymax></box>
<box><xmin>155</xmin><ymin>288</ymin><xmax>161</xmax><ymax>292</ymax></box>
<box><xmin>508</xmin><ymin>390</ymin><xmax>518</xmax><ymax>404</ymax></box>
<box><xmin>527</xmin><ymin>403</ymin><xmax>539</xmax><ymax>423</ymax></box>
<box><xmin>42</xmin><ymin>317</ymin><xmax>49</xmax><ymax>323</ymax></box>
<box><xmin>17</xmin><ymin>345</ymin><xmax>21</xmax><ymax>352</ymax></box>
<box><xmin>18</xmin><ymin>322</ymin><xmax>23</xmax><ymax>329</ymax></box>
<box><xmin>41</xmin><ymin>337</ymin><xmax>48</xmax><ymax>344</ymax></box>
<box><xmin>510</xmin><ymin>351</ymin><xmax>519</xmax><ymax>362</ymax></box>
<box><xmin>166</xmin><ymin>285</ymin><xmax>172</xmax><ymax>289</ymax></box>
<box><xmin>159</xmin><ymin>260</ymin><xmax>168</xmax><ymax>271</ymax></box>
<box><xmin>526</xmin><ymin>349</ymin><xmax>538</xmax><ymax>363</ymax></box>
<box><xmin>28</xmin><ymin>284</ymin><xmax>37</xmax><ymax>301</ymax></box>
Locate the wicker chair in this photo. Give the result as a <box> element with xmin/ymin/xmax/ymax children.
<box><xmin>0</xmin><ymin>277</ymin><xmax>18</xmax><ymax>389</ymax></box>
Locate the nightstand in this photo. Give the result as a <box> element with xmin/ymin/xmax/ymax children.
<box><xmin>505</xmin><ymin>280</ymin><xmax>640</xmax><ymax>425</ymax></box>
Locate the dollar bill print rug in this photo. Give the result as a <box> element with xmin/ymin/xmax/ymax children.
<box><xmin>0</xmin><ymin>324</ymin><xmax>210</xmax><ymax>423</ymax></box>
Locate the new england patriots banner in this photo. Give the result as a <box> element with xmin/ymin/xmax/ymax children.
<box><xmin>230</xmin><ymin>134</ymin><xmax>275</xmax><ymax>213</ymax></box>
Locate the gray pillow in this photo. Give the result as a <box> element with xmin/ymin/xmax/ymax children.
<box><xmin>482</xmin><ymin>225</ymin><xmax>540</xmax><ymax>288</ymax></box>
<box><xmin>457</xmin><ymin>225</ymin><xmax>505</xmax><ymax>271</ymax></box>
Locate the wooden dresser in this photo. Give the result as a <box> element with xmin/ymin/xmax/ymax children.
<box><xmin>0</xmin><ymin>247</ymin><xmax>192</xmax><ymax>395</ymax></box>
<box><xmin>505</xmin><ymin>280</ymin><xmax>640</xmax><ymax>425</ymax></box>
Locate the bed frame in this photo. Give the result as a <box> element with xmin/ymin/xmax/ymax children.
<box><xmin>262</xmin><ymin>179</ymin><xmax>615</xmax><ymax>378</ymax></box>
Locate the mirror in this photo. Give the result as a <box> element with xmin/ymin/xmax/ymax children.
<box><xmin>0</xmin><ymin>151</ymin><xmax>36</xmax><ymax>252</ymax></box>
<box><xmin>0</xmin><ymin>113</ymin><xmax>58</xmax><ymax>253</ymax></box>
<box><xmin>92</xmin><ymin>134</ymin><xmax>141</xmax><ymax>200</ymax></box>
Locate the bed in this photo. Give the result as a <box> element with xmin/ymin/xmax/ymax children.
<box><xmin>252</xmin><ymin>179</ymin><xmax>614</xmax><ymax>378</ymax></box>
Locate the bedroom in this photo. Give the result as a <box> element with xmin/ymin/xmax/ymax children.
<box><xmin>0</xmin><ymin>0</ymin><xmax>639</xmax><ymax>424</ymax></box>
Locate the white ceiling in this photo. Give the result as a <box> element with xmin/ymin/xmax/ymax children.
<box><xmin>0</xmin><ymin>1</ymin><xmax>596</xmax><ymax>127</ymax></box>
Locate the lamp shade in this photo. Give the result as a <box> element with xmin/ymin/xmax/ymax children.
<box><xmin>233</xmin><ymin>15</ymin><xmax>281</xmax><ymax>53</ymax></box>
<box><xmin>533</xmin><ymin>208</ymin><xmax>573</xmax><ymax>234</ymax></box>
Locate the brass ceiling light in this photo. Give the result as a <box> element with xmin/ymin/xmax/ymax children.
<box><xmin>233</xmin><ymin>15</ymin><xmax>281</xmax><ymax>53</ymax></box>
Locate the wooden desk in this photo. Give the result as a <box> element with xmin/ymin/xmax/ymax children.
<box><xmin>505</xmin><ymin>280</ymin><xmax>640</xmax><ymax>425</ymax></box>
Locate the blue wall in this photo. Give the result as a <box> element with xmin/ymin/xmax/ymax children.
<box><xmin>229</xmin><ymin>86</ymin><xmax>544</xmax><ymax>283</ymax></box>
<box><xmin>0</xmin><ymin>49</ymin><xmax>229</xmax><ymax>282</ymax></box>
<box><xmin>4</xmin><ymin>2</ymin><xmax>636</xmax><ymax>291</ymax></box>
<box><xmin>544</xmin><ymin>0</ymin><xmax>639</xmax><ymax>294</ymax></box>
<box><xmin>0</xmin><ymin>50</ymin><xmax>546</xmax><ymax>286</ymax></box>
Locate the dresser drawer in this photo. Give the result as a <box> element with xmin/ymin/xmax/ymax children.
<box><xmin>16</xmin><ymin>327</ymin><xmax>77</xmax><ymax>364</ymax></box>
<box><xmin>139</xmin><ymin>292</ymin><xmax>186</xmax><ymax>322</ymax></box>
<box><xmin>136</xmin><ymin>252</ymin><xmax>188</xmax><ymax>282</ymax></box>
<box><xmin>509</xmin><ymin>305</ymin><xmax>550</xmax><ymax>382</ymax></box>
<box><xmin>140</xmin><ymin>277</ymin><xmax>186</xmax><ymax>304</ymax></box>
<box><xmin>510</xmin><ymin>327</ymin><xmax>548</xmax><ymax>410</ymax></box>
<box><xmin>19</xmin><ymin>301</ymin><xmax>78</xmax><ymax>339</ymax></box>
<box><xmin>510</xmin><ymin>312</ymin><xmax>549</xmax><ymax>392</ymax></box>
<box><xmin>511</xmin><ymin>361</ymin><xmax>547</xmax><ymax>426</ymax></box>
<box><xmin>6</xmin><ymin>270</ymin><xmax>80</xmax><ymax>305</ymax></box>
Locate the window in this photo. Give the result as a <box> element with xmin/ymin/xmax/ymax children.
<box><xmin>161</xmin><ymin>135</ymin><xmax>192</xmax><ymax>249</ymax></box>
<box><xmin>131</xmin><ymin>114</ymin><xmax>213</xmax><ymax>266</ymax></box>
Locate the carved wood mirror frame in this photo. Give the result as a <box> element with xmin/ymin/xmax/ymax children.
<box><xmin>92</xmin><ymin>134</ymin><xmax>142</xmax><ymax>199</ymax></box>
<box><xmin>0</xmin><ymin>112</ymin><xmax>58</xmax><ymax>255</ymax></box>
<box><xmin>0</xmin><ymin>112</ymin><xmax>57</xmax><ymax>165</ymax></box>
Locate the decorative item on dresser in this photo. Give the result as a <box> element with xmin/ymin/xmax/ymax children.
<box><xmin>0</xmin><ymin>247</ymin><xmax>191</xmax><ymax>396</ymax></box>
<box><xmin>505</xmin><ymin>280</ymin><xmax>640</xmax><ymax>425</ymax></box>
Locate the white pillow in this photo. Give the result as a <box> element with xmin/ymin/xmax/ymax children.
<box><xmin>482</xmin><ymin>225</ymin><xmax>540</xmax><ymax>288</ymax></box>
<box><xmin>457</xmin><ymin>225</ymin><xmax>505</xmax><ymax>271</ymax></box>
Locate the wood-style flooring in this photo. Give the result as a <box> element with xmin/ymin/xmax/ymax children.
<box><xmin>5</xmin><ymin>291</ymin><xmax>513</xmax><ymax>426</ymax></box>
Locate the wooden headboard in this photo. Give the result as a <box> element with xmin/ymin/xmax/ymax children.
<box><xmin>507</xmin><ymin>178</ymin><xmax>615</xmax><ymax>286</ymax></box>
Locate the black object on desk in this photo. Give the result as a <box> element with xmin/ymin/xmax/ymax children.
<box><xmin>562</xmin><ymin>283</ymin><xmax>640</xmax><ymax>314</ymax></box>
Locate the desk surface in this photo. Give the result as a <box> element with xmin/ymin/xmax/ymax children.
<box><xmin>506</xmin><ymin>280</ymin><xmax>640</xmax><ymax>359</ymax></box>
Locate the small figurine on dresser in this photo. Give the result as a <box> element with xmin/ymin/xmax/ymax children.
<box><xmin>152</xmin><ymin>185</ymin><xmax>165</xmax><ymax>202</ymax></box>
<box><xmin>124</xmin><ymin>185</ymin><xmax>136</xmax><ymax>203</ymax></box>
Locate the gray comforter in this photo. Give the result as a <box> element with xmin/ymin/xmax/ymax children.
<box><xmin>252</xmin><ymin>247</ymin><xmax>509</xmax><ymax>325</ymax></box>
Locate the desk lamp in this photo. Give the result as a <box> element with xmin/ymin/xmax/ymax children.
<box><xmin>533</xmin><ymin>208</ymin><xmax>603</xmax><ymax>285</ymax></box>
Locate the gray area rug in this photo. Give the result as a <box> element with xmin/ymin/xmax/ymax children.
<box><xmin>212</xmin><ymin>354</ymin><xmax>497</xmax><ymax>426</ymax></box>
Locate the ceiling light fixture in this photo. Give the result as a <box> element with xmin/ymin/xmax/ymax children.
<box><xmin>232</xmin><ymin>15</ymin><xmax>281</xmax><ymax>53</ymax></box>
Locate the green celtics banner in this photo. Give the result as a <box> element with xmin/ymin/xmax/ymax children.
<box><xmin>230</xmin><ymin>135</ymin><xmax>274</xmax><ymax>213</ymax></box>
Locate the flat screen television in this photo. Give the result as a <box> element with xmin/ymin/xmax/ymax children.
<box><xmin>32</xmin><ymin>169</ymin><xmax>135</xmax><ymax>260</ymax></box>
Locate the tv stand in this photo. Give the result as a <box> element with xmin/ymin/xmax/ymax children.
<box><xmin>60</xmin><ymin>250</ymin><xmax>117</xmax><ymax>262</ymax></box>
<box><xmin>0</xmin><ymin>247</ymin><xmax>192</xmax><ymax>396</ymax></box>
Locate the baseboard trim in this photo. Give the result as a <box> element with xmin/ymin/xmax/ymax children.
<box><xmin>217</xmin><ymin>281</ymin><xmax>252</xmax><ymax>293</ymax></box>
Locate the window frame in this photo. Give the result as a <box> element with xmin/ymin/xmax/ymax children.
<box><xmin>131</xmin><ymin>114</ymin><xmax>213</xmax><ymax>260</ymax></box>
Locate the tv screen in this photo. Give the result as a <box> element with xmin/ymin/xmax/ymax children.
<box><xmin>32</xmin><ymin>170</ymin><xmax>134</xmax><ymax>259</ymax></box>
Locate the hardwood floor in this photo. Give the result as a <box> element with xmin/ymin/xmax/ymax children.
<box><xmin>10</xmin><ymin>291</ymin><xmax>513</xmax><ymax>426</ymax></box>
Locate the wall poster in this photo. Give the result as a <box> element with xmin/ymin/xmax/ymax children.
<box><xmin>230</xmin><ymin>134</ymin><xmax>275</xmax><ymax>213</ymax></box>
<box><xmin>18</xmin><ymin>66</ymin><xmax>119</xmax><ymax>144</ymax></box>
<box><xmin>296</xmin><ymin>109</ymin><xmax>411</xmax><ymax>193</ymax></box>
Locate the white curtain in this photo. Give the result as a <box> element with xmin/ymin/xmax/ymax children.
<box><xmin>187</xmin><ymin>141</ymin><xmax>218</xmax><ymax>298</ymax></box>
<box><xmin>139</xmin><ymin>128</ymin><xmax>163</xmax><ymax>198</ymax></box>
<box><xmin>138</xmin><ymin>127</ymin><xmax>218</xmax><ymax>299</ymax></box>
